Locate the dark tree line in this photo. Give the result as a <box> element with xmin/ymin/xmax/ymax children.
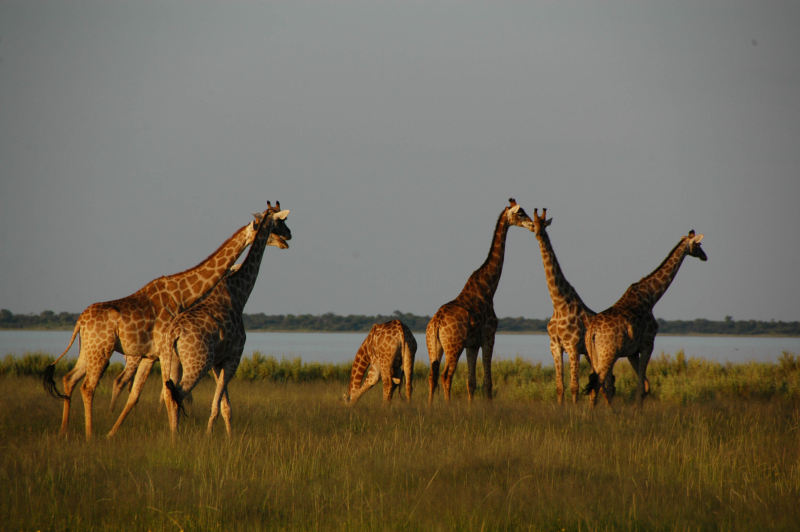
<box><xmin>1</xmin><ymin>309</ymin><xmax>798</xmax><ymax>335</ymax></box>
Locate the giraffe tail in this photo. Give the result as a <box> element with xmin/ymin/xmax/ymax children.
<box><xmin>165</xmin><ymin>338</ymin><xmax>186</xmax><ymax>416</ymax></box>
<box><xmin>401</xmin><ymin>325</ymin><xmax>417</xmax><ymax>401</ymax></box>
<box><xmin>582</xmin><ymin>328</ymin><xmax>598</xmax><ymax>396</ymax></box>
<box><xmin>165</xmin><ymin>379</ymin><xmax>187</xmax><ymax>417</ymax></box>
<box><xmin>42</xmin><ymin>321</ymin><xmax>80</xmax><ymax>399</ymax></box>
<box><xmin>165</xmin><ymin>379</ymin><xmax>184</xmax><ymax>413</ymax></box>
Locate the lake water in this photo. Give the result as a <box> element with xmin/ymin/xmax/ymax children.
<box><xmin>2</xmin><ymin>330</ymin><xmax>799</xmax><ymax>366</ymax></box>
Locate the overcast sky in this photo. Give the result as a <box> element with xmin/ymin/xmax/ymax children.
<box><xmin>1</xmin><ymin>1</ymin><xmax>798</xmax><ymax>322</ymax></box>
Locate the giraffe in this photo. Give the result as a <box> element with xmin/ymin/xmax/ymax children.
<box><xmin>584</xmin><ymin>230</ymin><xmax>707</xmax><ymax>407</ymax></box>
<box><xmin>344</xmin><ymin>320</ymin><xmax>417</xmax><ymax>406</ymax></box>
<box><xmin>107</xmin><ymin>207</ymin><xmax>291</xmax><ymax>423</ymax></box>
<box><xmin>530</xmin><ymin>208</ymin><xmax>596</xmax><ymax>404</ymax></box>
<box><xmin>159</xmin><ymin>202</ymin><xmax>291</xmax><ymax>435</ymax></box>
<box><xmin>426</xmin><ymin>198</ymin><xmax>534</xmax><ymax>404</ymax></box>
<box><xmin>42</xmin><ymin>204</ymin><xmax>273</xmax><ymax>440</ymax></box>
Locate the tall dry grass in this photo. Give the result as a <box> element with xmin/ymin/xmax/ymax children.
<box><xmin>1</xmin><ymin>351</ymin><xmax>799</xmax><ymax>530</ymax></box>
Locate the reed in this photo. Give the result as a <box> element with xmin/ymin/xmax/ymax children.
<box><xmin>2</xmin><ymin>352</ymin><xmax>799</xmax><ymax>531</ymax></box>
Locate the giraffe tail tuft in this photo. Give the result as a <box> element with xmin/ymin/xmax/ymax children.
<box><xmin>582</xmin><ymin>372</ymin><xmax>599</xmax><ymax>396</ymax></box>
<box><xmin>42</xmin><ymin>364</ymin><xmax>68</xmax><ymax>400</ymax></box>
<box><xmin>42</xmin><ymin>320</ymin><xmax>81</xmax><ymax>400</ymax></box>
<box><xmin>165</xmin><ymin>379</ymin><xmax>187</xmax><ymax>416</ymax></box>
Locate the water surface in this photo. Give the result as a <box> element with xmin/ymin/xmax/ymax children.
<box><xmin>2</xmin><ymin>330</ymin><xmax>798</xmax><ymax>365</ymax></box>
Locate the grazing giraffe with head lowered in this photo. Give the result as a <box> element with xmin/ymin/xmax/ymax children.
<box><xmin>426</xmin><ymin>198</ymin><xmax>534</xmax><ymax>404</ymax></box>
<box><xmin>43</xmin><ymin>205</ymin><xmax>272</xmax><ymax>440</ymax></box>
<box><xmin>160</xmin><ymin>202</ymin><xmax>291</xmax><ymax>435</ymax></box>
<box><xmin>584</xmin><ymin>230</ymin><xmax>707</xmax><ymax>407</ymax></box>
<box><xmin>344</xmin><ymin>320</ymin><xmax>417</xmax><ymax>405</ymax></box>
<box><xmin>530</xmin><ymin>208</ymin><xmax>596</xmax><ymax>404</ymax></box>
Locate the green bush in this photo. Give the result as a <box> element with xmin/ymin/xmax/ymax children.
<box><xmin>4</xmin><ymin>350</ymin><xmax>799</xmax><ymax>404</ymax></box>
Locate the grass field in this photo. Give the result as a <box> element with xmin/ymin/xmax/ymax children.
<box><xmin>2</xmin><ymin>351</ymin><xmax>799</xmax><ymax>531</ymax></box>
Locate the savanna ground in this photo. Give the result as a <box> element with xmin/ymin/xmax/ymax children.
<box><xmin>2</xmin><ymin>351</ymin><xmax>799</xmax><ymax>531</ymax></box>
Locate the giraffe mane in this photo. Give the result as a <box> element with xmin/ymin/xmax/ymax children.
<box><xmin>642</xmin><ymin>236</ymin><xmax>689</xmax><ymax>280</ymax></box>
<box><xmin>165</xmin><ymin>214</ymin><xmax>261</xmax><ymax>279</ymax></box>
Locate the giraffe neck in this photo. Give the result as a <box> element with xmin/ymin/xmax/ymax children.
<box><xmin>227</xmin><ymin>218</ymin><xmax>274</xmax><ymax>314</ymax></box>
<box><xmin>534</xmin><ymin>228</ymin><xmax>588</xmax><ymax>311</ymax></box>
<box><xmin>456</xmin><ymin>208</ymin><xmax>510</xmax><ymax>306</ymax></box>
<box><xmin>347</xmin><ymin>339</ymin><xmax>371</xmax><ymax>398</ymax></box>
<box><xmin>617</xmin><ymin>238</ymin><xmax>690</xmax><ymax>311</ymax></box>
<box><xmin>146</xmin><ymin>222</ymin><xmax>255</xmax><ymax>314</ymax></box>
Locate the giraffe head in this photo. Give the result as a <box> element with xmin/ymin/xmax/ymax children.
<box><xmin>531</xmin><ymin>207</ymin><xmax>552</xmax><ymax>237</ymax></box>
<box><xmin>264</xmin><ymin>201</ymin><xmax>292</xmax><ymax>249</ymax></box>
<box><xmin>244</xmin><ymin>210</ymin><xmax>270</xmax><ymax>246</ymax></box>
<box><xmin>505</xmin><ymin>198</ymin><xmax>535</xmax><ymax>231</ymax></box>
<box><xmin>685</xmin><ymin>230</ymin><xmax>707</xmax><ymax>261</ymax></box>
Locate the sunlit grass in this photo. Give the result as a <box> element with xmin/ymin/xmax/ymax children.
<box><xmin>2</xmin><ymin>352</ymin><xmax>799</xmax><ymax>530</ymax></box>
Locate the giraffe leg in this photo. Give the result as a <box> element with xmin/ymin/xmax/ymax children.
<box><xmin>588</xmin><ymin>376</ymin><xmax>599</xmax><ymax>407</ymax></box>
<box><xmin>481</xmin><ymin>315</ymin><xmax>497</xmax><ymax>401</ymax></box>
<box><xmin>381</xmin><ymin>358</ymin><xmax>394</xmax><ymax>403</ymax></box>
<box><xmin>440</xmin><ymin>353</ymin><xmax>460</xmax><ymax>402</ymax></box>
<box><xmin>636</xmin><ymin>346</ymin><xmax>653</xmax><ymax>406</ymax></box>
<box><xmin>79</xmin><ymin>360</ymin><xmax>108</xmax><ymax>441</ymax></box>
<box><xmin>428</xmin><ymin>359</ymin><xmax>440</xmax><ymax>405</ymax></box>
<box><xmin>219</xmin><ymin>388</ymin><xmax>232</xmax><ymax>435</ymax></box>
<box><xmin>209</xmin><ymin>357</ymin><xmax>239</xmax><ymax>436</ymax></box>
<box><xmin>59</xmin><ymin>361</ymin><xmax>87</xmax><ymax>436</ymax></box>
<box><xmin>168</xmin><ymin>358</ymin><xmax>210</xmax><ymax>435</ymax></box>
<box><xmin>627</xmin><ymin>353</ymin><xmax>652</xmax><ymax>399</ymax></box>
<box><xmin>426</xmin><ymin>330</ymin><xmax>443</xmax><ymax>405</ymax></box>
<box><xmin>465</xmin><ymin>347</ymin><xmax>479</xmax><ymax>402</ymax></box>
<box><xmin>566</xmin><ymin>347</ymin><xmax>581</xmax><ymax>404</ymax></box>
<box><xmin>549</xmin><ymin>340</ymin><xmax>565</xmax><ymax>405</ymax></box>
<box><xmin>388</xmin><ymin>353</ymin><xmax>402</xmax><ymax>402</ymax></box>
<box><xmin>482</xmin><ymin>336</ymin><xmax>495</xmax><ymax>401</ymax></box>
<box><xmin>594</xmin><ymin>361</ymin><xmax>616</xmax><ymax>408</ymax></box>
<box><xmin>403</xmin><ymin>340</ymin><xmax>415</xmax><ymax>402</ymax></box>
<box><xmin>605</xmin><ymin>373</ymin><xmax>616</xmax><ymax>401</ymax></box>
<box><xmin>585</xmin><ymin>363</ymin><xmax>614</xmax><ymax>408</ymax></box>
<box><xmin>163</xmin><ymin>374</ymin><xmax>180</xmax><ymax>437</ymax></box>
<box><xmin>207</xmin><ymin>367</ymin><xmax>227</xmax><ymax>435</ymax></box>
<box><xmin>106</xmin><ymin>357</ymin><xmax>155</xmax><ymax>437</ymax></box>
<box><xmin>109</xmin><ymin>356</ymin><xmax>140</xmax><ymax>412</ymax></box>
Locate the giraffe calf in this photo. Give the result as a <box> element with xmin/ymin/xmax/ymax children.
<box><xmin>344</xmin><ymin>320</ymin><xmax>417</xmax><ymax>405</ymax></box>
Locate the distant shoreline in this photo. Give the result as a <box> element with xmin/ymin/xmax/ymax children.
<box><xmin>2</xmin><ymin>310</ymin><xmax>799</xmax><ymax>336</ymax></box>
<box><xmin>2</xmin><ymin>327</ymin><xmax>799</xmax><ymax>338</ymax></box>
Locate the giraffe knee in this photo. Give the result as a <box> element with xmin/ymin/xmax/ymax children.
<box><xmin>80</xmin><ymin>380</ymin><xmax>95</xmax><ymax>398</ymax></box>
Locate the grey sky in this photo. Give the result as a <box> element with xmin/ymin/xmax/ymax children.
<box><xmin>1</xmin><ymin>1</ymin><xmax>798</xmax><ymax>322</ymax></box>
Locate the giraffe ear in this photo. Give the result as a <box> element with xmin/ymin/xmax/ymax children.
<box><xmin>508</xmin><ymin>204</ymin><xmax>521</xmax><ymax>215</ymax></box>
<box><xmin>692</xmin><ymin>233</ymin><xmax>704</xmax><ymax>243</ymax></box>
<box><xmin>274</xmin><ymin>209</ymin><xmax>290</xmax><ymax>220</ymax></box>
